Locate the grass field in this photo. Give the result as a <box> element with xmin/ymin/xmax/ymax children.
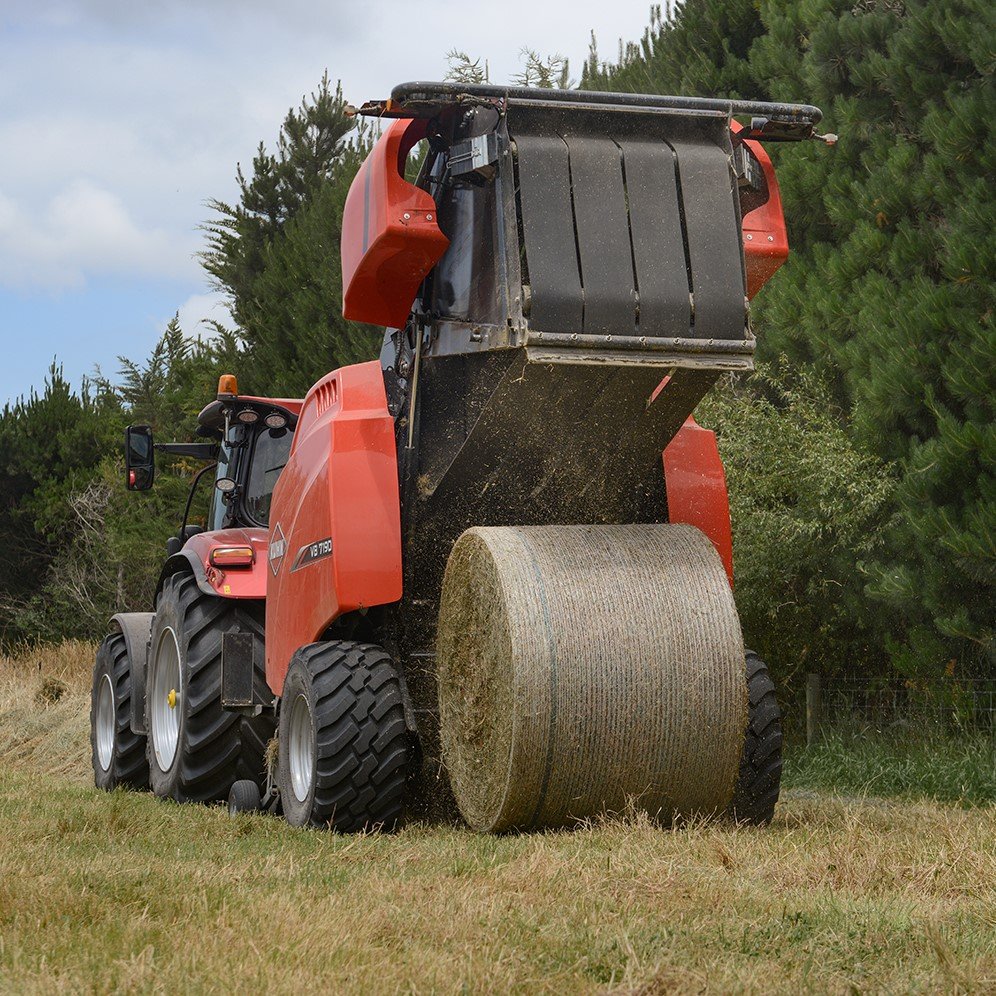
<box><xmin>1</xmin><ymin>643</ymin><xmax>994</xmax><ymax>994</ymax></box>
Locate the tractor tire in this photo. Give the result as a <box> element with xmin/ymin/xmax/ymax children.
<box><xmin>90</xmin><ymin>633</ymin><xmax>149</xmax><ymax>791</ymax></box>
<box><xmin>278</xmin><ymin>641</ymin><xmax>409</xmax><ymax>832</ymax></box>
<box><xmin>727</xmin><ymin>651</ymin><xmax>783</xmax><ymax>825</ymax></box>
<box><xmin>145</xmin><ymin>572</ymin><xmax>274</xmax><ymax>803</ymax></box>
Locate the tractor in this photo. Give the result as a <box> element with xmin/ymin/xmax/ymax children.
<box><xmin>91</xmin><ymin>82</ymin><xmax>826</xmax><ymax>832</ymax></box>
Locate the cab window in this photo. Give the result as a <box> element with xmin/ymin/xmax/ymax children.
<box><xmin>244</xmin><ymin>427</ymin><xmax>292</xmax><ymax>526</ymax></box>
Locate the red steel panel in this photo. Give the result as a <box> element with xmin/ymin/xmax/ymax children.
<box><xmin>264</xmin><ymin>361</ymin><xmax>403</xmax><ymax>696</ymax></box>
<box><xmin>663</xmin><ymin>418</ymin><xmax>734</xmax><ymax>586</ymax></box>
<box><xmin>341</xmin><ymin>118</ymin><xmax>450</xmax><ymax>328</ymax></box>
<box><xmin>733</xmin><ymin>121</ymin><xmax>789</xmax><ymax>300</ymax></box>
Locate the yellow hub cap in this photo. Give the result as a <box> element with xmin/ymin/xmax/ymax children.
<box><xmin>167</xmin><ymin>688</ymin><xmax>177</xmax><ymax>710</ymax></box>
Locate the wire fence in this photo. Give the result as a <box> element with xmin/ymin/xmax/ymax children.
<box><xmin>796</xmin><ymin>675</ymin><xmax>996</xmax><ymax>742</ymax></box>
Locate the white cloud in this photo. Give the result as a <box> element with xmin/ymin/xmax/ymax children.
<box><xmin>0</xmin><ymin>179</ymin><xmax>199</xmax><ymax>290</ymax></box>
<box><xmin>176</xmin><ymin>291</ymin><xmax>233</xmax><ymax>339</ymax></box>
<box><xmin>0</xmin><ymin>0</ymin><xmax>654</xmax><ymax>291</ymax></box>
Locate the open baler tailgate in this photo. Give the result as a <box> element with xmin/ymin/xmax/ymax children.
<box><xmin>510</xmin><ymin>102</ymin><xmax>748</xmax><ymax>360</ymax></box>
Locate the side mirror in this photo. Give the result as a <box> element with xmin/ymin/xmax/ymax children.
<box><xmin>125</xmin><ymin>424</ymin><xmax>155</xmax><ymax>491</ymax></box>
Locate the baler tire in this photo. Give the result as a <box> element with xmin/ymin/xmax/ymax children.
<box><xmin>228</xmin><ymin>779</ymin><xmax>262</xmax><ymax>815</ymax></box>
<box><xmin>727</xmin><ymin>651</ymin><xmax>782</xmax><ymax>825</ymax></box>
<box><xmin>278</xmin><ymin>641</ymin><xmax>409</xmax><ymax>832</ymax></box>
<box><xmin>91</xmin><ymin>633</ymin><xmax>149</xmax><ymax>791</ymax></box>
<box><xmin>145</xmin><ymin>572</ymin><xmax>274</xmax><ymax>804</ymax></box>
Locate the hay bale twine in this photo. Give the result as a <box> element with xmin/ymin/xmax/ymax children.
<box><xmin>436</xmin><ymin>524</ymin><xmax>746</xmax><ymax>832</ymax></box>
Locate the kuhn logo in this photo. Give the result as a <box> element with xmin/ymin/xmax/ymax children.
<box><xmin>268</xmin><ymin>523</ymin><xmax>287</xmax><ymax>576</ymax></box>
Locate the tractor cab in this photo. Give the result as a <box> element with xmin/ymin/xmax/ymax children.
<box><xmin>195</xmin><ymin>385</ymin><xmax>301</xmax><ymax>533</ymax></box>
<box><xmin>124</xmin><ymin>375</ymin><xmax>302</xmax><ymax>553</ymax></box>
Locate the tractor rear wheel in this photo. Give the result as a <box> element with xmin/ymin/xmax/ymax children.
<box><xmin>727</xmin><ymin>651</ymin><xmax>783</xmax><ymax>824</ymax></box>
<box><xmin>91</xmin><ymin>633</ymin><xmax>149</xmax><ymax>790</ymax></box>
<box><xmin>146</xmin><ymin>572</ymin><xmax>274</xmax><ymax>803</ymax></box>
<box><xmin>278</xmin><ymin>641</ymin><xmax>409</xmax><ymax>831</ymax></box>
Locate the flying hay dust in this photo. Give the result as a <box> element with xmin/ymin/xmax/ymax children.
<box><xmin>437</xmin><ymin>524</ymin><xmax>747</xmax><ymax>832</ymax></box>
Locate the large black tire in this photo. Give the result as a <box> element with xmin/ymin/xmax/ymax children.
<box><xmin>728</xmin><ymin>650</ymin><xmax>783</xmax><ymax>824</ymax></box>
<box><xmin>91</xmin><ymin>633</ymin><xmax>149</xmax><ymax>790</ymax></box>
<box><xmin>145</xmin><ymin>573</ymin><xmax>274</xmax><ymax>803</ymax></box>
<box><xmin>278</xmin><ymin>641</ymin><xmax>409</xmax><ymax>832</ymax></box>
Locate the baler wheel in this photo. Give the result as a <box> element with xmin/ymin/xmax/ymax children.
<box><xmin>90</xmin><ymin>633</ymin><xmax>149</xmax><ymax>791</ymax></box>
<box><xmin>228</xmin><ymin>779</ymin><xmax>262</xmax><ymax>815</ymax></box>
<box><xmin>277</xmin><ymin>641</ymin><xmax>409</xmax><ymax>832</ymax></box>
<box><xmin>145</xmin><ymin>573</ymin><xmax>274</xmax><ymax>803</ymax></box>
<box><xmin>727</xmin><ymin>651</ymin><xmax>783</xmax><ymax>825</ymax></box>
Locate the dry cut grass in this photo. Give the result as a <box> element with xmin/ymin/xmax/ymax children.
<box><xmin>0</xmin><ymin>640</ymin><xmax>94</xmax><ymax>783</ymax></box>
<box><xmin>0</xmin><ymin>643</ymin><xmax>994</xmax><ymax>995</ymax></box>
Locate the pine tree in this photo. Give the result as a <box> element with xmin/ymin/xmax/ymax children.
<box><xmin>582</xmin><ymin>0</ymin><xmax>766</xmax><ymax>98</ymax></box>
<box><xmin>751</xmin><ymin>0</ymin><xmax>995</xmax><ymax>673</ymax></box>
<box><xmin>585</xmin><ymin>0</ymin><xmax>995</xmax><ymax>675</ymax></box>
<box><xmin>201</xmin><ymin>74</ymin><xmax>380</xmax><ymax>395</ymax></box>
<box><xmin>0</xmin><ymin>365</ymin><xmax>120</xmax><ymax>641</ymax></box>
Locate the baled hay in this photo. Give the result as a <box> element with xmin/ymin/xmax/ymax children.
<box><xmin>437</xmin><ymin>524</ymin><xmax>746</xmax><ymax>832</ymax></box>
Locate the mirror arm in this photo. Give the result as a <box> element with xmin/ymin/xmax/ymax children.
<box><xmin>155</xmin><ymin>442</ymin><xmax>220</xmax><ymax>460</ymax></box>
<box><xmin>178</xmin><ymin>462</ymin><xmax>218</xmax><ymax>545</ymax></box>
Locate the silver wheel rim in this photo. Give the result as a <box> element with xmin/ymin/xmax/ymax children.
<box><xmin>288</xmin><ymin>693</ymin><xmax>315</xmax><ymax>803</ymax></box>
<box><xmin>95</xmin><ymin>673</ymin><xmax>115</xmax><ymax>771</ymax></box>
<box><xmin>150</xmin><ymin>627</ymin><xmax>182</xmax><ymax>770</ymax></box>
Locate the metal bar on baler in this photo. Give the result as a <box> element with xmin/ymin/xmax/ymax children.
<box><xmin>388</xmin><ymin>81</ymin><xmax>823</xmax><ymax>125</ymax></box>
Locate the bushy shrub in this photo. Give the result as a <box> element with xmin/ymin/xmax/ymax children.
<box><xmin>698</xmin><ymin>363</ymin><xmax>896</xmax><ymax>684</ymax></box>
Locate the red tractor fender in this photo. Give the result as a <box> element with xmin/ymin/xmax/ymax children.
<box><xmin>264</xmin><ymin>361</ymin><xmax>403</xmax><ymax>697</ymax></box>
<box><xmin>663</xmin><ymin>418</ymin><xmax>734</xmax><ymax>586</ymax></box>
<box><xmin>155</xmin><ymin>528</ymin><xmax>270</xmax><ymax>602</ymax></box>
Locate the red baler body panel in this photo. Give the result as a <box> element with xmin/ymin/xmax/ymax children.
<box><xmin>264</xmin><ymin>361</ymin><xmax>402</xmax><ymax>696</ymax></box>
<box><xmin>735</xmin><ymin>124</ymin><xmax>789</xmax><ymax>300</ymax></box>
<box><xmin>663</xmin><ymin>418</ymin><xmax>734</xmax><ymax>586</ymax></box>
<box><xmin>182</xmin><ymin>528</ymin><xmax>270</xmax><ymax>599</ymax></box>
<box><xmin>341</xmin><ymin>118</ymin><xmax>450</xmax><ymax>328</ymax></box>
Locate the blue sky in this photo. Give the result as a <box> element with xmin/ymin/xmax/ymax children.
<box><xmin>0</xmin><ymin>0</ymin><xmax>656</xmax><ymax>408</ymax></box>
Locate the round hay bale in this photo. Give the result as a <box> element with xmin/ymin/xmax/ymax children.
<box><xmin>436</xmin><ymin>524</ymin><xmax>746</xmax><ymax>832</ymax></box>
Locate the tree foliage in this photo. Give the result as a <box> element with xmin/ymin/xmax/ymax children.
<box><xmin>201</xmin><ymin>74</ymin><xmax>379</xmax><ymax>395</ymax></box>
<box><xmin>0</xmin><ymin>324</ymin><xmax>250</xmax><ymax>644</ymax></box>
<box><xmin>4</xmin><ymin>20</ymin><xmax>991</xmax><ymax>690</ymax></box>
<box><xmin>699</xmin><ymin>365</ymin><xmax>896</xmax><ymax>682</ymax></box>
<box><xmin>586</xmin><ymin>0</ymin><xmax>994</xmax><ymax>677</ymax></box>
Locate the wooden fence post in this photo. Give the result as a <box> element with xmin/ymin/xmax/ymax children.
<box><xmin>806</xmin><ymin>673</ymin><xmax>822</xmax><ymax>746</ymax></box>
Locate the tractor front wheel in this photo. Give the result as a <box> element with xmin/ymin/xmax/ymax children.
<box><xmin>146</xmin><ymin>572</ymin><xmax>274</xmax><ymax>803</ymax></box>
<box><xmin>278</xmin><ymin>641</ymin><xmax>409</xmax><ymax>832</ymax></box>
<box><xmin>91</xmin><ymin>633</ymin><xmax>149</xmax><ymax>791</ymax></box>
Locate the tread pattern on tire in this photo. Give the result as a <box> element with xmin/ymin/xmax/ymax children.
<box><xmin>147</xmin><ymin>572</ymin><xmax>274</xmax><ymax>803</ymax></box>
<box><xmin>229</xmin><ymin>779</ymin><xmax>262</xmax><ymax>813</ymax></box>
<box><xmin>727</xmin><ymin>650</ymin><xmax>782</xmax><ymax>825</ymax></box>
<box><xmin>91</xmin><ymin>633</ymin><xmax>149</xmax><ymax>790</ymax></box>
<box><xmin>282</xmin><ymin>641</ymin><xmax>409</xmax><ymax>832</ymax></box>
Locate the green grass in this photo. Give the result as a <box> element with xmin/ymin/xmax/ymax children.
<box><xmin>1</xmin><ymin>769</ymin><xmax>995</xmax><ymax>994</ymax></box>
<box><xmin>1</xmin><ymin>643</ymin><xmax>995</xmax><ymax>993</ymax></box>
<box><xmin>784</xmin><ymin>729</ymin><xmax>996</xmax><ymax>806</ymax></box>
